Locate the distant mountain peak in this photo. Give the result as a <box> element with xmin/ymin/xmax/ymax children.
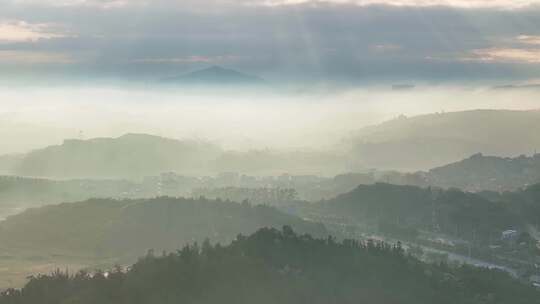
<box><xmin>162</xmin><ymin>66</ymin><xmax>264</xmax><ymax>85</ymax></box>
<box><xmin>204</xmin><ymin>65</ymin><xmax>234</xmax><ymax>73</ymax></box>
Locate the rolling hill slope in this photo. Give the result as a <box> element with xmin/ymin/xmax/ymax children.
<box><xmin>0</xmin><ymin>197</ymin><xmax>328</xmax><ymax>257</ymax></box>
<box><xmin>350</xmin><ymin>110</ymin><xmax>540</xmax><ymax>170</ymax></box>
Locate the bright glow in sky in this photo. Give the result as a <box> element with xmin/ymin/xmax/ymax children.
<box><xmin>0</xmin><ymin>21</ymin><xmax>66</xmax><ymax>43</ymax></box>
<box><xmin>468</xmin><ymin>48</ymin><xmax>540</xmax><ymax>64</ymax></box>
<box><xmin>518</xmin><ymin>35</ymin><xmax>540</xmax><ymax>45</ymax></box>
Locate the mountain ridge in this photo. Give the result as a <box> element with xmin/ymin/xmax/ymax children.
<box><xmin>161</xmin><ymin>66</ymin><xmax>264</xmax><ymax>86</ymax></box>
<box><xmin>349</xmin><ymin>109</ymin><xmax>540</xmax><ymax>170</ymax></box>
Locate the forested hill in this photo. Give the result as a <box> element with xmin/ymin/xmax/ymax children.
<box><xmin>8</xmin><ymin>134</ymin><xmax>222</xmax><ymax>179</ymax></box>
<box><xmin>300</xmin><ymin>183</ymin><xmax>521</xmax><ymax>243</ymax></box>
<box><xmin>1</xmin><ymin>227</ymin><xmax>538</xmax><ymax>304</ymax></box>
<box><xmin>0</xmin><ymin>197</ymin><xmax>328</xmax><ymax>258</ymax></box>
<box><xmin>424</xmin><ymin>153</ymin><xmax>540</xmax><ymax>192</ymax></box>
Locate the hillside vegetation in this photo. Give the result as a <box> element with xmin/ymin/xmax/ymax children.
<box><xmin>296</xmin><ymin>183</ymin><xmax>522</xmax><ymax>243</ymax></box>
<box><xmin>0</xmin><ymin>197</ymin><xmax>327</xmax><ymax>258</ymax></box>
<box><xmin>1</xmin><ymin>227</ymin><xmax>538</xmax><ymax>304</ymax></box>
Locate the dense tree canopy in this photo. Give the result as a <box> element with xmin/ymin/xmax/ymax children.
<box><xmin>1</xmin><ymin>227</ymin><xmax>538</xmax><ymax>304</ymax></box>
<box><xmin>298</xmin><ymin>183</ymin><xmax>520</xmax><ymax>243</ymax></box>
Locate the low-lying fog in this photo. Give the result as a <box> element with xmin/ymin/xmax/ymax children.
<box><xmin>1</xmin><ymin>84</ymin><xmax>539</xmax><ymax>155</ymax></box>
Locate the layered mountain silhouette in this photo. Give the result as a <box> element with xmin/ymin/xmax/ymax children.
<box><xmin>0</xmin><ymin>133</ymin><xmax>346</xmax><ymax>179</ymax></box>
<box><xmin>3</xmin><ymin>110</ymin><xmax>540</xmax><ymax>179</ymax></box>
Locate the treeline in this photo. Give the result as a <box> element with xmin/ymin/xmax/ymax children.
<box><xmin>1</xmin><ymin>227</ymin><xmax>538</xmax><ymax>304</ymax></box>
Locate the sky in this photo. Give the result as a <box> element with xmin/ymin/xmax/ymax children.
<box><xmin>0</xmin><ymin>0</ymin><xmax>539</xmax><ymax>83</ymax></box>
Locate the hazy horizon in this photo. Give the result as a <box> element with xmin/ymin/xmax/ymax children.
<box><xmin>1</xmin><ymin>82</ymin><xmax>539</xmax><ymax>156</ymax></box>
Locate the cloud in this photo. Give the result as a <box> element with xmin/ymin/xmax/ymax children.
<box><xmin>0</xmin><ymin>20</ymin><xmax>67</xmax><ymax>43</ymax></box>
<box><xmin>457</xmin><ymin>34</ymin><xmax>540</xmax><ymax>64</ymax></box>
<box><xmin>0</xmin><ymin>50</ymin><xmax>75</xmax><ymax>64</ymax></box>
<box><xmin>6</xmin><ymin>0</ymin><xmax>540</xmax><ymax>9</ymax></box>
<box><xmin>1</xmin><ymin>0</ymin><xmax>540</xmax><ymax>81</ymax></box>
<box><xmin>517</xmin><ymin>35</ymin><xmax>540</xmax><ymax>45</ymax></box>
<box><xmin>8</xmin><ymin>0</ymin><xmax>138</xmax><ymax>9</ymax></box>
<box><xmin>464</xmin><ymin>48</ymin><xmax>540</xmax><ymax>64</ymax></box>
<box><xmin>369</xmin><ymin>44</ymin><xmax>402</xmax><ymax>53</ymax></box>
<box><xmin>261</xmin><ymin>0</ymin><xmax>540</xmax><ymax>9</ymax></box>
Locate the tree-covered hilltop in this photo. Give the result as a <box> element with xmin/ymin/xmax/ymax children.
<box><xmin>356</xmin><ymin>153</ymin><xmax>540</xmax><ymax>193</ymax></box>
<box><xmin>296</xmin><ymin>183</ymin><xmax>520</xmax><ymax>243</ymax></box>
<box><xmin>1</xmin><ymin>227</ymin><xmax>538</xmax><ymax>304</ymax></box>
<box><xmin>0</xmin><ymin>197</ymin><xmax>328</xmax><ymax>258</ymax></box>
<box><xmin>425</xmin><ymin>153</ymin><xmax>540</xmax><ymax>192</ymax></box>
